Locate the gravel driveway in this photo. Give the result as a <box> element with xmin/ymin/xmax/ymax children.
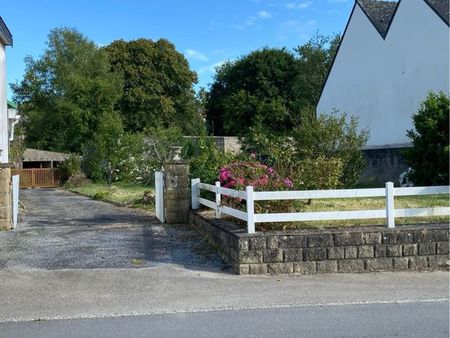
<box><xmin>0</xmin><ymin>189</ymin><xmax>225</xmax><ymax>271</ymax></box>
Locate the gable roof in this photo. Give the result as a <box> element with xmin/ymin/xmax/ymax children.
<box><xmin>357</xmin><ymin>0</ymin><xmax>400</xmax><ymax>38</ymax></box>
<box><xmin>424</xmin><ymin>0</ymin><xmax>450</xmax><ymax>25</ymax></box>
<box><xmin>0</xmin><ymin>17</ymin><xmax>13</xmax><ymax>46</ymax></box>
<box><xmin>317</xmin><ymin>0</ymin><xmax>449</xmax><ymax>109</ymax></box>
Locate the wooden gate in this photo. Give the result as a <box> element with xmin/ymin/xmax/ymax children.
<box><xmin>11</xmin><ymin>168</ymin><xmax>61</xmax><ymax>189</ymax></box>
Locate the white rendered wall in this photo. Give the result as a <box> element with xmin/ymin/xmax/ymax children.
<box><xmin>0</xmin><ymin>43</ymin><xmax>8</xmax><ymax>163</ymax></box>
<box><xmin>317</xmin><ymin>0</ymin><xmax>450</xmax><ymax>147</ymax></box>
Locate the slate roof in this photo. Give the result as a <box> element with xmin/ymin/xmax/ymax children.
<box><xmin>425</xmin><ymin>0</ymin><xmax>449</xmax><ymax>25</ymax></box>
<box><xmin>357</xmin><ymin>0</ymin><xmax>399</xmax><ymax>38</ymax></box>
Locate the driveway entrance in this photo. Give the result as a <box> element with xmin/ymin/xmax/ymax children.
<box><xmin>0</xmin><ymin>189</ymin><xmax>224</xmax><ymax>271</ymax></box>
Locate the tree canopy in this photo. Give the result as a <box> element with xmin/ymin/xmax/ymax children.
<box><xmin>12</xmin><ymin>27</ymin><xmax>122</xmax><ymax>153</ymax></box>
<box><xmin>404</xmin><ymin>92</ymin><xmax>449</xmax><ymax>185</ymax></box>
<box><xmin>206</xmin><ymin>34</ymin><xmax>340</xmax><ymax>136</ymax></box>
<box><xmin>105</xmin><ymin>39</ymin><xmax>205</xmax><ymax>135</ymax></box>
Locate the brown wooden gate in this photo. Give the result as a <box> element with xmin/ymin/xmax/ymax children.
<box><xmin>11</xmin><ymin>168</ymin><xmax>61</xmax><ymax>188</ymax></box>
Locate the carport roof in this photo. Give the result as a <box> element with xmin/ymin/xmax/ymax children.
<box><xmin>23</xmin><ymin>149</ymin><xmax>71</xmax><ymax>162</ymax></box>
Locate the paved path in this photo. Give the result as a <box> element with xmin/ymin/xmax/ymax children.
<box><xmin>0</xmin><ymin>189</ymin><xmax>224</xmax><ymax>271</ymax></box>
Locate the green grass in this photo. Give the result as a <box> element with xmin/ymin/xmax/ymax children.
<box><xmin>68</xmin><ymin>180</ymin><xmax>154</xmax><ymax>210</ymax></box>
<box><xmin>242</xmin><ymin>195</ymin><xmax>450</xmax><ymax>231</ymax></box>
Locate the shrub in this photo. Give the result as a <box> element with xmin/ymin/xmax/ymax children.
<box><xmin>93</xmin><ymin>191</ymin><xmax>111</xmax><ymax>200</ymax></box>
<box><xmin>289</xmin><ymin>156</ymin><xmax>343</xmax><ymax>190</ymax></box>
<box><xmin>404</xmin><ymin>91</ymin><xmax>449</xmax><ymax>185</ymax></box>
<box><xmin>186</xmin><ymin>137</ymin><xmax>235</xmax><ymax>184</ymax></box>
<box><xmin>219</xmin><ymin>160</ymin><xmax>297</xmax><ymax>222</ymax></box>
<box><xmin>59</xmin><ymin>154</ymin><xmax>82</xmax><ymax>184</ymax></box>
<box><xmin>293</xmin><ymin>111</ymin><xmax>369</xmax><ymax>187</ymax></box>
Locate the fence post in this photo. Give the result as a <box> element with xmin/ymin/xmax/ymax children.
<box><xmin>215</xmin><ymin>181</ymin><xmax>221</xmax><ymax>218</ymax></box>
<box><xmin>246</xmin><ymin>186</ymin><xmax>255</xmax><ymax>234</ymax></box>
<box><xmin>191</xmin><ymin>178</ymin><xmax>200</xmax><ymax>210</ymax></box>
<box><xmin>385</xmin><ymin>182</ymin><xmax>395</xmax><ymax>228</ymax></box>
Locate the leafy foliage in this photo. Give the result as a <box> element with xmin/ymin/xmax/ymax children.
<box><xmin>239</xmin><ymin>112</ymin><xmax>367</xmax><ymax>189</ymax></box>
<box><xmin>293</xmin><ymin>112</ymin><xmax>369</xmax><ymax>187</ymax></box>
<box><xmin>404</xmin><ymin>92</ymin><xmax>449</xmax><ymax>185</ymax></box>
<box><xmin>206</xmin><ymin>34</ymin><xmax>339</xmax><ymax>136</ymax></box>
<box><xmin>12</xmin><ymin>28</ymin><xmax>122</xmax><ymax>153</ymax></box>
<box><xmin>219</xmin><ymin>160</ymin><xmax>296</xmax><ymax>228</ymax></box>
<box><xmin>290</xmin><ymin>157</ymin><xmax>343</xmax><ymax>190</ymax></box>
<box><xmin>185</xmin><ymin>137</ymin><xmax>235</xmax><ymax>185</ymax></box>
<box><xmin>8</xmin><ymin>124</ymin><xmax>26</xmax><ymax>166</ymax></box>
<box><xmin>59</xmin><ymin>154</ymin><xmax>82</xmax><ymax>184</ymax></box>
<box><xmin>105</xmin><ymin>39</ymin><xmax>205</xmax><ymax>135</ymax></box>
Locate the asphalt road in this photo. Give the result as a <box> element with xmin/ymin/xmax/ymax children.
<box><xmin>0</xmin><ymin>301</ymin><xmax>448</xmax><ymax>338</ymax></box>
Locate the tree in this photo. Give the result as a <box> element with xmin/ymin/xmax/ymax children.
<box><xmin>404</xmin><ymin>92</ymin><xmax>449</xmax><ymax>185</ymax></box>
<box><xmin>12</xmin><ymin>28</ymin><xmax>122</xmax><ymax>153</ymax></box>
<box><xmin>206</xmin><ymin>34</ymin><xmax>340</xmax><ymax>136</ymax></box>
<box><xmin>206</xmin><ymin>48</ymin><xmax>301</xmax><ymax>136</ymax></box>
<box><xmin>105</xmin><ymin>39</ymin><xmax>205</xmax><ymax>135</ymax></box>
<box><xmin>293</xmin><ymin>112</ymin><xmax>369</xmax><ymax>187</ymax></box>
<box><xmin>294</xmin><ymin>33</ymin><xmax>340</xmax><ymax>109</ymax></box>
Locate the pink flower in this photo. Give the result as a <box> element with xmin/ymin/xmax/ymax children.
<box><xmin>250</xmin><ymin>153</ymin><xmax>256</xmax><ymax>159</ymax></box>
<box><xmin>283</xmin><ymin>178</ymin><xmax>294</xmax><ymax>188</ymax></box>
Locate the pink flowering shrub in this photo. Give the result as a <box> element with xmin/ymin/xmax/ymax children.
<box><xmin>219</xmin><ymin>161</ymin><xmax>297</xmax><ymax>227</ymax></box>
<box><xmin>219</xmin><ymin>161</ymin><xmax>293</xmax><ymax>191</ymax></box>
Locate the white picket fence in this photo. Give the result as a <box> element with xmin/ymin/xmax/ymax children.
<box><xmin>191</xmin><ymin>179</ymin><xmax>450</xmax><ymax>234</ymax></box>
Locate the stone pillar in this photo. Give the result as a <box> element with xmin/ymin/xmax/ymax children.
<box><xmin>0</xmin><ymin>166</ymin><xmax>11</xmax><ymax>230</ymax></box>
<box><xmin>164</xmin><ymin>159</ymin><xmax>190</xmax><ymax>224</ymax></box>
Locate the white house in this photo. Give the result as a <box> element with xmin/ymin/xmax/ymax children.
<box><xmin>317</xmin><ymin>0</ymin><xmax>449</xmax><ymax>183</ymax></box>
<box><xmin>0</xmin><ymin>17</ymin><xmax>13</xmax><ymax>164</ymax></box>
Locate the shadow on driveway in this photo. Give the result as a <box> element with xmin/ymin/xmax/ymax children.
<box><xmin>0</xmin><ymin>189</ymin><xmax>227</xmax><ymax>272</ymax></box>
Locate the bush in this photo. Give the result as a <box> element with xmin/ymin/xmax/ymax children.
<box><xmin>82</xmin><ymin>141</ymin><xmax>105</xmax><ymax>182</ymax></box>
<box><xmin>404</xmin><ymin>91</ymin><xmax>449</xmax><ymax>185</ymax></box>
<box><xmin>293</xmin><ymin>112</ymin><xmax>369</xmax><ymax>187</ymax></box>
<box><xmin>219</xmin><ymin>160</ymin><xmax>297</xmax><ymax>223</ymax></box>
<box><xmin>59</xmin><ymin>155</ymin><xmax>82</xmax><ymax>184</ymax></box>
<box><xmin>185</xmin><ymin>137</ymin><xmax>235</xmax><ymax>184</ymax></box>
<box><xmin>289</xmin><ymin>157</ymin><xmax>343</xmax><ymax>190</ymax></box>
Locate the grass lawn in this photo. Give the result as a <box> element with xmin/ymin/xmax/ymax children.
<box><xmin>245</xmin><ymin>194</ymin><xmax>449</xmax><ymax>230</ymax></box>
<box><xmin>68</xmin><ymin>180</ymin><xmax>154</xmax><ymax>210</ymax></box>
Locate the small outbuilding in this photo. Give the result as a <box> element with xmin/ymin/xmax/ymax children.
<box><xmin>19</xmin><ymin>148</ymin><xmax>70</xmax><ymax>169</ymax></box>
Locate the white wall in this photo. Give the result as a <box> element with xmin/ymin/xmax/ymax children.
<box><xmin>0</xmin><ymin>43</ymin><xmax>8</xmax><ymax>163</ymax></box>
<box><xmin>317</xmin><ymin>0</ymin><xmax>450</xmax><ymax>147</ymax></box>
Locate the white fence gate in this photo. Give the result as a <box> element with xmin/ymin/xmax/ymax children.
<box><xmin>155</xmin><ymin>171</ymin><xmax>165</xmax><ymax>223</ymax></box>
<box><xmin>11</xmin><ymin>175</ymin><xmax>19</xmax><ymax>229</ymax></box>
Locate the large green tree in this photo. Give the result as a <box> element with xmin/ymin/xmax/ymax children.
<box><xmin>206</xmin><ymin>34</ymin><xmax>339</xmax><ymax>136</ymax></box>
<box><xmin>105</xmin><ymin>39</ymin><xmax>205</xmax><ymax>135</ymax></box>
<box><xmin>12</xmin><ymin>28</ymin><xmax>122</xmax><ymax>153</ymax></box>
<box><xmin>404</xmin><ymin>92</ymin><xmax>449</xmax><ymax>185</ymax></box>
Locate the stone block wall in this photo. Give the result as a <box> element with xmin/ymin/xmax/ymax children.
<box><xmin>0</xmin><ymin>167</ymin><xmax>11</xmax><ymax>230</ymax></box>
<box><xmin>191</xmin><ymin>210</ymin><xmax>449</xmax><ymax>275</ymax></box>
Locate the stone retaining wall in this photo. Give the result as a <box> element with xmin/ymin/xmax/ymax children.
<box><xmin>190</xmin><ymin>210</ymin><xmax>449</xmax><ymax>275</ymax></box>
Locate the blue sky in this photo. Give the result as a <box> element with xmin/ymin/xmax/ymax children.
<box><xmin>2</xmin><ymin>0</ymin><xmax>353</xmax><ymax>99</ymax></box>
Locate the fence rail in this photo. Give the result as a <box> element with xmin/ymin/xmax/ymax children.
<box><xmin>191</xmin><ymin>179</ymin><xmax>450</xmax><ymax>234</ymax></box>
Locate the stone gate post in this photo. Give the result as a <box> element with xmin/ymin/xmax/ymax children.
<box><xmin>0</xmin><ymin>165</ymin><xmax>11</xmax><ymax>230</ymax></box>
<box><xmin>164</xmin><ymin>146</ymin><xmax>190</xmax><ymax>224</ymax></box>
